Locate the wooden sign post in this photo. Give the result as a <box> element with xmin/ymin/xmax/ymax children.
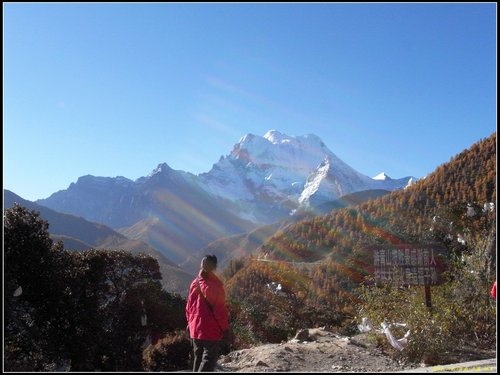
<box><xmin>425</xmin><ymin>284</ymin><xmax>432</xmax><ymax>308</ymax></box>
<box><xmin>368</xmin><ymin>244</ymin><xmax>448</xmax><ymax>308</ymax></box>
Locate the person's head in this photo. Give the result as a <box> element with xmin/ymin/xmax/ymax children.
<box><xmin>201</xmin><ymin>254</ymin><xmax>217</xmax><ymax>273</ymax></box>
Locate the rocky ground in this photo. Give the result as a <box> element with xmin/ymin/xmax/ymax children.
<box><xmin>216</xmin><ymin>328</ymin><xmax>496</xmax><ymax>373</ymax></box>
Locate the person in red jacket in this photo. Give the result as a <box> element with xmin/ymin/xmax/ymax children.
<box><xmin>490</xmin><ymin>280</ymin><xmax>496</xmax><ymax>299</ymax></box>
<box><xmin>186</xmin><ymin>254</ymin><xmax>229</xmax><ymax>372</ymax></box>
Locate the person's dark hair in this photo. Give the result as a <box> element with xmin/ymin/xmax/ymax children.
<box><xmin>203</xmin><ymin>254</ymin><xmax>217</xmax><ymax>266</ymax></box>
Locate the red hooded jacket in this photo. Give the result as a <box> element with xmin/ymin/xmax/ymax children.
<box><xmin>186</xmin><ymin>270</ymin><xmax>229</xmax><ymax>341</ymax></box>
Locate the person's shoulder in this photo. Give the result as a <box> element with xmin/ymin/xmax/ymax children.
<box><xmin>189</xmin><ymin>276</ymin><xmax>201</xmax><ymax>289</ymax></box>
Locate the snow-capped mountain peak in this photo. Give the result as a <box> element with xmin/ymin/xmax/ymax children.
<box><xmin>373</xmin><ymin>172</ymin><xmax>392</xmax><ymax>180</ymax></box>
<box><xmin>263</xmin><ymin>130</ymin><xmax>289</xmax><ymax>144</ymax></box>
<box><xmin>199</xmin><ymin>130</ymin><xmax>416</xmax><ymax>222</ymax></box>
<box><xmin>230</xmin><ymin>131</ymin><xmax>325</xmax><ymax>171</ymax></box>
<box><xmin>148</xmin><ymin>162</ymin><xmax>172</xmax><ymax>177</ymax></box>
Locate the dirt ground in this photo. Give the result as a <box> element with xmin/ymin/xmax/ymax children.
<box><xmin>216</xmin><ymin>328</ymin><xmax>496</xmax><ymax>373</ymax></box>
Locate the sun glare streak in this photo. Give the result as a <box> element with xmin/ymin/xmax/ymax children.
<box><xmin>264</xmin><ymin>204</ymin><xmax>411</xmax><ymax>303</ymax></box>
<box><xmin>204</xmin><ymin>74</ymin><xmax>331</xmax><ymax>133</ymax></box>
<box><xmin>206</xmin><ymin>76</ymin><xmax>254</xmax><ymax>99</ymax></box>
<box><xmin>138</xmin><ymin>188</ymin><xmax>244</xmax><ymax>262</ymax></box>
<box><xmin>153</xmin><ymin>189</ymin><xmax>230</xmax><ymax>235</ymax></box>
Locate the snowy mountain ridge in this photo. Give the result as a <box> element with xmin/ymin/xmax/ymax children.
<box><xmin>40</xmin><ymin>130</ymin><xmax>416</xmax><ymax>226</ymax></box>
<box><xmin>198</xmin><ymin>130</ymin><xmax>415</xmax><ymax>222</ymax></box>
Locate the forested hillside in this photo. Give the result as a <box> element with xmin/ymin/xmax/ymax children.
<box><xmin>222</xmin><ymin>132</ymin><xmax>496</xmax><ymax>359</ymax></box>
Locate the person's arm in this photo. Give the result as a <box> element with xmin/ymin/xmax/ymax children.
<box><xmin>205</xmin><ymin>282</ymin><xmax>229</xmax><ymax>332</ymax></box>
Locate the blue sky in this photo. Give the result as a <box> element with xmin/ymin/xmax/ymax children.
<box><xmin>4</xmin><ymin>3</ymin><xmax>497</xmax><ymax>201</ymax></box>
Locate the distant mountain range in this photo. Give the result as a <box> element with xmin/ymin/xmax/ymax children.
<box><xmin>32</xmin><ymin>131</ymin><xmax>415</xmax><ymax>270</ymax></box>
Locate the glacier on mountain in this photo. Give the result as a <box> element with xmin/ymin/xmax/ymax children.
<box><xmin>198</xmin><ymin>130</ymin><xmax>416</xmax><ymax>222</ymax></box>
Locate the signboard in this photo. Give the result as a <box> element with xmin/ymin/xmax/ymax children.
<box><xmin>368</xmin><ymin>244</ymin><xmax>448</xmax><ymax>286</ymax></box>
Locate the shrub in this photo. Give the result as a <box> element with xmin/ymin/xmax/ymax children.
<box><xmin>357</xmin><ymin>268</ymin><xmax>496</xmax><ymax>364</ymax></box>
<box><xmin>142</xmin><ymin>330</ymin><xmax>192</xmax><ymax>371</ymax></box>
